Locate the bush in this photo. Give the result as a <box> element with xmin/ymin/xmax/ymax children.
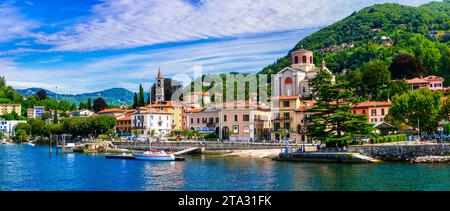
<box><xmin>204</xmin><ymin>132</ymin><xmax>218</xmax><ymax>139</ymax></box>
<box><xmin>371</xmin><ymin>134</ymin><xmax>408</xmax><ymax>144</ymax></box>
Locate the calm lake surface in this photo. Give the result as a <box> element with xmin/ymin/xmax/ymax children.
<box><xmin>0</xmin><ymin>145</ymin><xmax>449</xmax><ymax>191</ymax></box>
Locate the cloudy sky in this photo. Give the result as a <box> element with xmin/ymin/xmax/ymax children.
<box><xmin>0</xmin><ymin>0</ymin><xmax>435</xmax><ymax>94</ymax></box>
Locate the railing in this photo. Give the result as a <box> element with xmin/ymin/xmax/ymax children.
<box><xmin>273</xmin><ymin>117</ymin><xmax>293</xmax><ymax>121</ymax></box>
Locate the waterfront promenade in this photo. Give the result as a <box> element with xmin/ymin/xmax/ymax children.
<box><xmin>111</xmin><ymin>141</ymin><xmax>311</xmax><ymax>153</ymax></box>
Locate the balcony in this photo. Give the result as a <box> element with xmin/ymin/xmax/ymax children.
<box><xmin>273</xmin><ymin>116</ymin><xmax>293</xmax><ymax>121</ymax></box>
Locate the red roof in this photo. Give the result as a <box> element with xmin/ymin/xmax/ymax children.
<box><xmin>353</xmin><ymin>101</ymin><xmax>391</xmax><ymax>108</ymax></box>
<box><xmin>271</xmin><ymin>96</ymin><xmax>299</xmax><ymax>100</ymax></box>
<box><xmin>424</xmin><ymin>75</ymin><xmax>444</xmax><ymax>81</ymax></box>
<box><xmin>97</xmin><ymin>108</ymin><xmax>125</xmax><ymax>114</ymax></box>
<box><xmin>406</xmin><ymin>78</ymin><xmax>429</xmax><ymax>84</ymax></box>
<box><xmin>0</xmin><ymin>104</ymin><xmax>20</xmax><ymax>106</ymax></box>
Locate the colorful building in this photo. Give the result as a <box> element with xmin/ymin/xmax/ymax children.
<box><xmin>406</xmin><ymin>76</ymin><xmax>444</xmax><ymax>91</ymax></box>
<box><xmin>272</xmin><ymin>47</ymin><xmax>334</xmax><ymax>98</ymax></box>
<box><xmin>27</xmin><ymin>106</ymin><xmax>45</xmax><ymax>118</ymax></box>
<box><xmin>151</xmin><ymin>101</ymin><xmax>185</xmax><ymax>131</ymax></box>
<box><xmin>0</xmin><ymin>119</ymin><xmax>27</xmax><ymax>137</ymax></box>
<box><xmin>131</xmin><ymin>106</ymin><xmax>173</xmax><ymax>138</ymax></box>
<box><xmin>116</xmin><ymin>113</ymin><xmax>132</xmax><ymax>136</ymax></box>
<box><xmin>271</xmin><ymin>96</ymin><xmax>303</xmax><ymax>142</ymax></box>
<box><xmin>351</xmin><ymin>101</ymin><xmax>392</xmax><ymax>124</ymax></box>
<box><xmin>0</xmin><ymin>104</ymin><xmax>21</xmax><ymax>116</ymax></box>
<box><xmin>186</xmin><ymin>101</ymin><xmax>272</xmax><ymax>142</ymax></box>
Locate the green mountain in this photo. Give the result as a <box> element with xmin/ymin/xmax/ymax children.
<box><xmin>260</xmin><ymin>1</ymin><xmax>450</xmax><ymax>83</ymax></box>
<box><xmin>16</xmin><ymin>88</ymin><xmax>134</xmax><ymax>106</ymax></box>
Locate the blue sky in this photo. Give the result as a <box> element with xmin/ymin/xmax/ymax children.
<box><xmin>0</xmin><ymin>0</ymin><xmax>435</xmax><ymax>94</ymax></box>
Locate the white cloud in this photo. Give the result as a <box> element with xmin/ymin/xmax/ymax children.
<box><xmin>37</xmin><ymin>0</ymin><xmax>434</xmax><ymax>52</ymax></box>
<box><xmin>0</xmin><ymin>2</ymin><xmax>38</xmax><ymax>43</ymax></box>
<box><xmin>2</xmin><ymin>29</ymin><xmax>308</xmax><ymax>94</ymax></box>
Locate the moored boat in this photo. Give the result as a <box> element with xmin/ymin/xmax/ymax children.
<box><xmin>27</xmin><ymin>142</ymin><xmax>35</xmax><ymax>146</ymax></box>
<box><xmin>105</xmin><ymin>153</ymin><xmax>135</xmax><ymax>160</ymax></box>
<box><xmin>133</xmin><ymin>150</ymin><xmax>176</xmax><ymax>161</ymax></box>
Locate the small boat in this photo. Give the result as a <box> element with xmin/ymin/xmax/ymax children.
<box><xmin>134</xmin><ymin>150</ymin><xmax>176</xmax><ymax>161</ymax></box>
<box><xmin>105</xmin><ymin>153</ymin><xmax>135</xmax><ymax>160</ymax></box>
<box><xmin>2</xmin><ymin>139</ymin><xmax>7</xmax><ymax>145</ymax></box>
<box><xmin>27</xmin><ymin>142</ymin><xmax>35</xmax><ymax>146</ymax></box>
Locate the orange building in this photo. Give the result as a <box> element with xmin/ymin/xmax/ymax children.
<box><xmin>351</xmin><ymin>101</ymin><xmax>392</xmax><ymax>124</ymax></box>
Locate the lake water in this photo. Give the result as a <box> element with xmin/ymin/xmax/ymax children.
<box><xmin>0</xmin><ymin>145</ymin><xmax>449</xmax><ymax>191</ymax></box>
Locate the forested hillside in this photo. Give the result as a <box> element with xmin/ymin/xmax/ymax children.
<box><xmin>260</xmin><ymin>1</ymin><xmax>450</xmax><ymax>84</ymax></box>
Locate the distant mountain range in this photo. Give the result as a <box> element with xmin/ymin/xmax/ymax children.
<box><xmin>16</xmin><ymin>87</ymin><xmax>135</xmax><ymax>105</ymax></box>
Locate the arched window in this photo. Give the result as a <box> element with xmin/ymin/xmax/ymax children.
<box><xmin>284</xmin><ymin>77</ymin><xmax>293</xmax><ymax>85</ymax></box>
<box><xmin>310</xmin><ymin>56</ymin><xmax>313</xmax><ymax>64</ymax></box>
<box><xmin>294</xmin><ymin>56</ymin><xmax>299</xmax><ymax>64</ymax></box>
<box><xmin>302</xmin><ymin>56</ymin><xmax>307</xmax><ymax>63</ymax></box>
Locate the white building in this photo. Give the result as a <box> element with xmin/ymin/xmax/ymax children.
<box><xmin>131</xmin><ymin>107</ymin><xmax>172</xmax><ymax>138</ymax></box>
<box><xmin>0</xmin><ymin>120</ymin><xmax>27</xmax><ymax>137</ymax></box>
<box><xmin>272</xmin><ymin>48</ymin><xmax>334</xmax><ymax>98</ymax></box>
<box><xmin>70</xmin><ymin>109</ymin><xmax>95</xmax><ymax>117</ymax></box>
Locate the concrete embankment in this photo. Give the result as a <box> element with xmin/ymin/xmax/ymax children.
<box><xmin>276</xmin><ymin>152</ymin><xmax>382</xmax><ymax>163</ymax></box>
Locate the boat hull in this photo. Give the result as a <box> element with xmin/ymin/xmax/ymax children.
<box><xmin>133</xmin><ymin>153</ymin><xmax>175</xmax><ymax>161</ymax></box>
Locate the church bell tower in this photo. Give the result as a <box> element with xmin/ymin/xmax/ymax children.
<box><xmin>155</xmin><ymin>67</ymin><xmax>165</xmax><ymax>103</ymax></box>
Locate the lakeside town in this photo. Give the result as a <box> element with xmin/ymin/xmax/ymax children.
<box><xmin>1</xmin><ymin>47</ymin><xmax>450</xmax><ymax>163</ymax></box>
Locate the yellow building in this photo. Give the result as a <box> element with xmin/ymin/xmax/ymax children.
<box><xmin>0</xmin><ymin>104</ymin><xmax>21</xmax><ymax>116</ymax></box>
<box><xmin>151</xmin><ymin>101</ymin><xmax>185</xmax><ymax>131</ymax></box>
<box><xmin>270</xmin><ymin>96</ymin><xmax>302</xmax><ymax>142</ymax></box>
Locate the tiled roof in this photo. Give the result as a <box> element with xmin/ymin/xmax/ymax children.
<box><xmin>424</xmin><ymin>75</ymin><xmax>444</xmax><ymax>81</ymax></box>
<box><xmin>406</xmin><ymin>78</ymin><xmax>429</xmax><ymax>84</ymax></box>
<box><xmin>0</xmin><ymin>104</ymin><xmax>21</xmax><ymax>106</ymax></box>
<box><xmin>97</xmin><ymin>108</ymin><xmax>125</xmax><ymax>114</ymax></box>
<box><xmin>271</xmin><ymin>96</ymin><xmax>299</xmax><ymax>100</ymax></box>
<box><xmin>353</xmin><ymin>101</ymin><xmax>392</xmax><ymax>108</ymax></box>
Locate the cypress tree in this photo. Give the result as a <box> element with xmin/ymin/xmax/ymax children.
<box><xmin>138</xmin><ymin>84</ymin><xmax>145</xmax><ymax>106</ymax></box>
<box><xmin>87</xmin><ymin>98</ymin><xmax>92</xmax><ymax>111</ymax></box>
<box><xmin>132</xmin><ymin>93</ymin><xmax>138</xmax><ymax>109</ymax></box>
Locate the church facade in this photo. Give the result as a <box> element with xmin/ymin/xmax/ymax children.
<box><xmin>271</xmin><ymin>48</ymin><xmax>334</xmax><ymax>143</ymax></box>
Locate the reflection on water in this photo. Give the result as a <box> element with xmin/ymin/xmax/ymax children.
<box><xmin>141</xmin><ymin>161</ymin><xmax>185</xmax><ymax>190</ymax></box>
<box><xmin>0</xmin><ymin>145</ymin><xmax>449</xmax><ymax>191</ymax></box>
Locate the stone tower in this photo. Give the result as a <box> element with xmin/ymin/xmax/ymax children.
<box><xmin>155</xmin><ymin>67</ymin><xmax>165</xmax><ymax>103</ymax></box>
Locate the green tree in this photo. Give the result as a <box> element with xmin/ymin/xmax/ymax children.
<box><xmin>307</xmin><ymin>78</ymin><xmax>375</xmax><ymax>147</ymax></box>
<box><xmin>87</xmin><ymin>98</ymin><xmax>92</xmax><ymax>111</ymax></box>
<box><xmin>389</xmin><ymin>53</ymin><xmax>426</xmax><ymax>79</ymax></box>
<box><xmin>308</xmin><ymin>69</ymin><xmax>334</xmax><ymax>98</ymax></box>
<box><xmin>79</xmin><ymin>102</ymin><xmax>86</xmax><ymax>110</ymax></box>
<box><xmin>53</xmin><ymin>111</ymin><xmax>58</xmax><ymax>125</ymax></box>
<box><xmin>93</xmin><ymin>98</ymin><xmax>107</xmax><ymax>113</ymax></box>
<box><xmin>138</xmin><ymin>84</ymin><xmax>145</xmax><ymax>106</ymax></box>
<box><xmin>132</xmin><ymin>93</ymin><xmax>138</xmax><ymax>109</ymax></box>
<box><xmin>36</xmin><ymin>89</ymin><xmax>47</xmax><ymax>101</ymax></box>
<box><xmin>389</xmin><ymin>88</ymin><xmax>442</xmax><ymax>132</ymax></box>
<box><xmin>362</xmin><ymin>60</ymin><xmax>391</xmax><ymax>99</ymax></box>
<box><xmin>439</xmin><ymin>48</ymin><xmax>450</xmax><ymax>86</ymax></box>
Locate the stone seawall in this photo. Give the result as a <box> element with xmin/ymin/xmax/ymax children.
<box><xmin>277</xmin><ymin>152</ymin><xmax>380</xmax><ymax>163</ymax></box>
<box><xmin>347</xmin><ymin>144</ymin><xmax>450</xmax><ymax>161</ymax></box>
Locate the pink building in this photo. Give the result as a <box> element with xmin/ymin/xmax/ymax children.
<box><xmin>186</xmin><ymin>101</ymin><xmax>271</xmax><ymax>141</ymax></box>
<box><xmin>406</xmin><ymin>76</ymin><xmax>444</xmax><ymax>91</ymax></box>
<box><xmin>350</xmin><ymin>101</ymin><xmax>391</xmax><ymax>124</ymax></box>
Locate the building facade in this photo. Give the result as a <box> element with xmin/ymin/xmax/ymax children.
<box><xmin>70</xmin><ymin>109</ymin><xmax>95</xmax><ymax>117</ymax></box>
<box><xmin>406</xmin><ymin>76</ymin><xmax>444</xmax><ymax>91</ymax></box>
<box><xmin>351</xmin><ymin>101</ymin><xmax>392</xmax><ymax>124</ymax></box>
<box><xmin>0</xmin><ymin>104</ymin><xmax>21</xmax><ymax>116</ymax></box>
<box><xmin>272</xmin><ymin>48</ymin><xmax>334</xmax><ymax>98</ymax></box>
<box><xmin>151</xmin><ymin>101</ymin><xmax>185</xmax><ymax>131</ymax></box>
<box><xmin>131</xmin><ymin>107</ymin><xmax>173</xmax><ymax>138</ymax></box>
<box><xmin>0</xmin><ymin>119</ymin><xmax>27</xmax><ymax>137</ymax></box>
<box><xmin>116</xmin><ymin>113</ymin><xmax>132</xmax><ymax>136</ymax></box>
<box><xmin>27</xmin><ymin>106</ymin><xmax>45</xmax><ymax>118</ymax></box>
<box><xmin>186</xmin><ymin>102</ymin><xmax>272</xmax><ymax>142</ymax></box>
